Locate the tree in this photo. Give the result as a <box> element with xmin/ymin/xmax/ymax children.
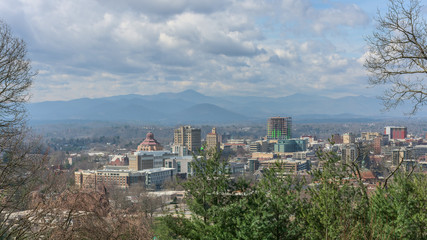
<box><xmin>28</xmin><ymin>188</ymin><xmax>153</xmax><ymax>239</ymax></box>
<box><xmin>160</xmin><ymin>144</ymin><xmax>427</xmax><ymax>239</ymax></box>
<box><xmin>161</xmin><ymin>148</ymin><xmax>241</xmax><ymax>239</ymax></box>
<box><xmin>369</xmin><ymin>172</ymin><xmax>427</xmax><ymax>239</ymax></box>
<box><xmin>365</xmin><ymin>0</ymin><xmax>427</xmax><ymax>114</ymax></box>
<box><xmin>303</xmin><ymin>148</ymin><xmax>371</xmax><ymax>239</ymax></box>
<box><xmin>0</xmin><ymin>20</ymin><xmax>34</xmax><ymax>134</ymax></box>
<box><xmin>161</xmin><ymin>148</ymin><xmax>306</xmax><ymax>239</ymax></box>
<box><xmin>0</xmin><ymin>20</ymin><xmax>43</xmax><ymax>238</ymax></box>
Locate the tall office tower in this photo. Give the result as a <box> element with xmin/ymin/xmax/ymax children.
<box><xmin>267</xmin><ymin>117</ymin><xmax>292</xmax><ymax>140</ymax></box>
<box><xmin>174</xmin><ymin>126</ymin><xmax>202</xmax><ymax>153</ymax></box>
<box><xmin>384</xmin><ymin>126</ymin><xmax>407</xmax><ymax>140</ymax></box>
<box><xmin>206</xmin><ymin>128</ymin><xmax>220</xmax><ymax>151</ymax></box>
<box><xmin>342</xmin><ymin>132</ymin><xmax>355</xmax><ymax>144</ymax></box>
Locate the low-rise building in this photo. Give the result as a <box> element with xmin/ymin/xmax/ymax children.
<box><xmin>259</xmin><ymin>159</ymin><xmax>311</xmax><ymax>172</ymax></box>
<box><xmin>108</xmin><ymin>155</ymin><xmax>129</xmax><ymax>166</ymax></box>
<box><xmin>129</xmin><ymin>150</ymin><xmax>175</xmax><ymax>171</ymax></box>
<box><xmin>165</xmin><ymin>156</ymin><xmax>194</xmax><ymax>178</ymax></box>
<box><xmin>75</xmin><ymin>170</ymin><xmax>97</xmax><ymax>189</ymax></box>
<box><xmin>412</xmin><ymin>145</ymin><xmax>427</xmax><ymax>158</ymax></box>
<box><xmin>361</xmin><ymin>132</ymin><xmax>381</xmax><ymax>141</ymax></box>
<box><xmin>228</xmin><ymin>162</ymin><xmax>245</xmax><ymax>175</ymax></box>
<box><xmin>142</xmin><ymin>168</ymin><xmax>175</xmax><ymax>189</ymax></box>
<box><xmin>75</xmin><ymin>167</ymin><xmax>175</xmax><ymax>190</ymax></box>
<box><xmin>292</xmin><ymin>151</ymin><xmax>314</xmax><ymax>160</ymax></box>
<box><xmin>96</xmin><ymin>169</ymin><xmax>145</xmax><ymax>188</ymax></box>
<box><xmin>75</xmin><ymin>169</ymin><xmax>145</xmax><ymax>189</ymax></box>
<box><xmin>274</xmin><ymin>139</ymin><xmax>307</xmax><ymax>153</ymax></box>
<box><xmin>248</xmin><ymin>159</ymin><xmax>260</xmax><ymax>172</ymax></box>
<box><xmin>251</xmin><ymin>152</ymin><xmax>275</xmax><ymax>160</ymax></box>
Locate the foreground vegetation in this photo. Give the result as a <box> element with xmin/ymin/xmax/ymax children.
<box><xmin>158</xmin><ymin>148</ymin><xmax>427</xmax><ymax>240</ymax></box>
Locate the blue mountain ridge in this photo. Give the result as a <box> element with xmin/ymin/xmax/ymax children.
<box><xmin>27</xmin><ymin>89</ymin><xmax>424</xmax><ymax>124</ymax></box>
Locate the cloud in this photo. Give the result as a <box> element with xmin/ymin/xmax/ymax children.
<box><xmin>277</xmin><ymin>0</ymin><xmax>369</xmax><ymax>35</ymax></box>
<box><xmin>97</xmin><ymin>0</ymin><xmax>232</xmax><ymax>18</ymax></box>
<box><xmin>0</xmin><ymin>0</ymin><xmax>376</xmax><ymax>102</ymax></box>
<box><xmin>311</xmin><ymin>4</ymin><xmax>370</xmax><ymax>33</ymax></box>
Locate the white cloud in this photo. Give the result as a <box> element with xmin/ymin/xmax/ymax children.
<box><xmin>0</xmin><ymin>0</ymin><xmax>378</xmax><ymax>102</ymax></box>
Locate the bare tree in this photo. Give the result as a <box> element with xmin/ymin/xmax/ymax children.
<box><xmin>27</xmin><ymin>188</ymin><xmax>153</xmax><ymax>240</ymax></box>
<box><xmin>0</xmin><ymin>20</ymin><xmax>34</xmax><ymax>135</ymax></box>
<box><xmin>365</xmin><ymin>0</ymin><xmax>427</xmax><ymax>114</ymax></box>
<box><xmin>0</xmin><ymin>20</ymin><xmax>41</xmax><ymax>238</ymax></box>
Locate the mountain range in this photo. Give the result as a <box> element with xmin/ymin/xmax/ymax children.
<box><xmin>27</xmin><ymin>89</ymin><xmax>421</xmax><ymax>124</ymax></box>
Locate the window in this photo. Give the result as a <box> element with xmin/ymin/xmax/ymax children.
<box><xmin>177</xmin><ymin>162</ymin><xmax>181</xmax><ymax>173</ymax></box>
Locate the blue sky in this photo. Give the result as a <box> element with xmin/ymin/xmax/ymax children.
<box><xmin>0</xmin><ymin>0</ymin><xmax>391</xmax><ymax>102</ymax></box>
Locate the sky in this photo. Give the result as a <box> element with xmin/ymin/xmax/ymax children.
<box><xmin>0</xmin><ymin>0</ymin><xmax>391</xmax><ymax>102</ymax></box>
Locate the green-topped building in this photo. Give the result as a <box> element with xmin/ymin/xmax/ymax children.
<box><xmin>267</xmin><ymin>116</ymin><xmax>292</xmax><ymax>140</ymax></box>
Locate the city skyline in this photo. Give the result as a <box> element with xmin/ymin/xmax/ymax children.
<box><xmin>0</xmin><ymin>0</ymin><xmax>392</xmax><ymax>102</ymax></box>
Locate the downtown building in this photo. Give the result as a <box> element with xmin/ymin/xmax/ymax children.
<box><xmin>129</xmin><ymin>150</ymin><xmax>175</xmax><ymax>171</ymax></box>
<box><xmin>173</xmin><ymin>126</ymin><xmax>202</xmax><ymax>153</ymax></box>
<box><xmin>165</xmin><ymin>155</ymin><xmax>194</xmax><ymax>178</ymax></box>
<box><xmin>267</xmin><ymin>117</ymin><xmax>292</xmax><ymax>140</ymax></box>
<box><xmin>342</xmin><ymin>133</ymin><xmax>355</xmax><ymax>144</ymax></box>
<box><xmin>384</xmin><ymin>126</ymin><xmax>407</xmax><ymax>140</ymax></box>
<box><xmin>274</xmin><ymin>139</ymin><xmax>307</xmax><ymax>153</ymax></box>
<box><xmin>137</xmin><ymin>132</ymin><xmax>163</xmax><ymax>151</ymax></box>
<box><xmin>206</xmin><ymin>127</ymin><xmax>220</xmax><ymax>152</ymax></box>
<box><xmin>341</xmin><ymin>144</ymin><xmax>370</xmax><ymax>168</ymax></box>
<box><xmin>75</xmin><ymin>167</ymin><xmax>175</xmax><ymax>190</ymax></box>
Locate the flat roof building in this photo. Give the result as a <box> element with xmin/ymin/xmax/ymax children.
<box><xmin>384</xmin><ymin>126</ymin><xmax>407</xmax><ymax>140</ymax></box>
<box><xmin>274</xmin><ymin>139</ymin><xmax>307</xmax><ymax>153</ymax></box>
<box><xmin>129</xmin><ymin>151</ymin><xmax>175</xmax><ymax>171</ymax></box>
<box><xmin>75</xmin><ymin>167</ymin><xmax>175</xmax><ymax>190</ymax></box>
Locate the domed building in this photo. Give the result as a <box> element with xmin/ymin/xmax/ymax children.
<box><xmin>137</xmin><ymin>132</ymin><xmax>163</xmax><ymax>151</ymax></box>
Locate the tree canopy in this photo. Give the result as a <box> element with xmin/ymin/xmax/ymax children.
<box><xmin>160</xmin><ymin>147</ymin><xmax>427</xmax><ymax>239</ymax></box>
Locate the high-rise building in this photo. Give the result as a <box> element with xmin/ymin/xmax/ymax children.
<box><xmin>206</xmin><ymin>128</ymin><xmax>220</xmax><ymax>151</ymax></box>
<box><xmin>384</xmin><ymin>126</ymin><xmax>407</xmax><ymax>140</ymax></box>
<box><xmin>343</xmin><ymin>133</ymin><xmax>355</xmax><ymax>144</ymax></box>
<box><xmin>267</xmin><ymin>117</ymin><xmax>292</xmax><ymax>140</ymax></box>
<box><xmin>174</xmin><ymin>126</ymin><xmax>202</xmax><ymax>153</ymax></box>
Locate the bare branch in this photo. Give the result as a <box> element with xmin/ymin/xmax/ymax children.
<box><xmin>365</xmin><ymin>0</ymin><xmax>427</xmax><ymax>114</ymax></box>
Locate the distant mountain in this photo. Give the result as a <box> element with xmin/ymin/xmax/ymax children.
<box><xmin>173</xmin><ymin>103</ymin><xmax>249</xmax><ymax>123</ymax></box>
<box><xmin>27</xmin><ymin>89</ymin><xmax>422</xmax><ymax>124</ymax></box>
